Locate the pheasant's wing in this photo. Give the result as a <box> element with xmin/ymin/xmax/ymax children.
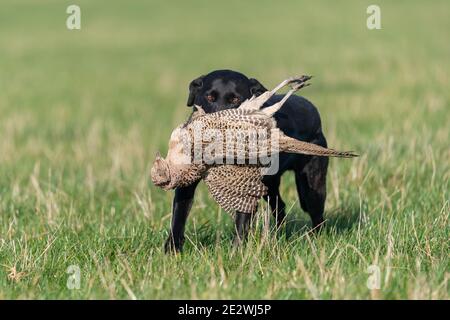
<box><xmin>204</xmin><ymin>165</ymin><xmax>267</xmax><ymax>214</ymax></box>
<box><xmin>193</xmin><ymin>111</ymin><xmax>276</xmax><ymax>163</ymax></box>
<box><xmin>203</xmin><ymin>109</ymin><xmax>274</xmax><ymax>128</ymax></box>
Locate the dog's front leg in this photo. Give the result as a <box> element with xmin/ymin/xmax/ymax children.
<box><xmin>233</xmin><ymin>212</ymin><xmax>253</xmax><ymax>246</ymax></box>
<box><xmin>164</xmin><ymin>180</ymin><xmax>199</xmax><ymax>253</ymax></box>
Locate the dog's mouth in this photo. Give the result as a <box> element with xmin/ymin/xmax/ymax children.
<box><xmin>205</xmin><ymin>103</ymin><xmax>238</xmax><ymax>113</ymax></box>
<box><xmin>150</xmin><ymin>152</ymin><xmax>172</xmax><ymax>190</ymax></box>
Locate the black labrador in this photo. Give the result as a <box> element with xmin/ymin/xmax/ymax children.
<box><xmin>165</xmin><ymin>70</ymin><xmax>328</xmax><ymax>253</ymax></box>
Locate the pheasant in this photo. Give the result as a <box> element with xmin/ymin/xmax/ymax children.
<box><xmin>151</xmin><ymin>75</ymin><xmax>357</xmax><ymax>213</ymax></box>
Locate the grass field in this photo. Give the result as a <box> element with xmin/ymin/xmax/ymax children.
<box><xmin>0</xmin><ymin>0</ymin><xmax>448</xmax><ymax>299</ymax></box>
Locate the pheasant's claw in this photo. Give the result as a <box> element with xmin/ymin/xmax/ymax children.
<box><xmin>288</xmin><ymin>75</ymin><xmax>312</xmax><ymax>88</ymax></box>
<box><xmin>291</xmin><ymin>81</ymin><xmax>311</xmax><ymax>91</ymax></box>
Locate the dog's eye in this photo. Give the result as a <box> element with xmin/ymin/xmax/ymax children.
<box><xmin>230</xmin><ymin>97</ymin><xmax>240</xmax><ymax>104</ymax></box>
<box><xmin>206</xmin><ymin>94</ymin><xmax>215</xmax><ymax>103</ymax></box>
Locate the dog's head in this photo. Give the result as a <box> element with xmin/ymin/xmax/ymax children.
<box><xmin>186</xmin><ymin>69</ymin><xmax>267</xmax><ymax>113</ymax></box>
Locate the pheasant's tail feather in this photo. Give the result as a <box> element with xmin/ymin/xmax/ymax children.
<box><xmin>279</xmin><ymin>135</ymin><xmax>358</xmax><ymax>158</ymax></box>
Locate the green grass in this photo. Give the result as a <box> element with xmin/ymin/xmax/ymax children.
<box><xmin>0</xmin><ymin>0</ymin><xmax>448</xmax><ymax>299</ymax></box>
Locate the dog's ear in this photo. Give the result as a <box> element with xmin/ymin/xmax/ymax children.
<box><xmin>248</xmin><ymin>78</ymin><xmax>267</xmax><ymax>96</ymax></box>
<box><xmin>187</xmin><ymin>75</ymin><xmax>205</xmax><ymax>107</ymax></box>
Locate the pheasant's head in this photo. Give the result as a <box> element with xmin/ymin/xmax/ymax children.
<box><xmin>151</xmin><ymin>152</ymin><xmax>173</xmax><ymax>190</ymax></box>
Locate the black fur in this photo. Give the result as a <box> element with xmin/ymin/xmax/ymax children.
<box><xmin>165</xmin><ymin>69</ymin><xmax>328</xmax><ymax>253</ymax></box>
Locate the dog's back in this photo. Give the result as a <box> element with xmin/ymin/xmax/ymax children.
<box><xmin>265</xmin><ymin>94</ymin><xmax>324</xmax><ymax>144</ymax></box>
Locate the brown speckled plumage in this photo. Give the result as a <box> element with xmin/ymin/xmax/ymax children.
<box><xmin>151</xmin><ymin>76</ymin><xmax>358</xmax><ymax>213</ymax></box>
<box><xmin>204</xmin><ymin>165</ymin><xmax>267</xmax><ymax>214</ymax></box>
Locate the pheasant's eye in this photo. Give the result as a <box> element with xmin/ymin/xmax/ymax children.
<box><xmin>230</xmin><ymin>97</ymin><xmax>240</xmax><ymax>104</ymax></box>
<box><xmin>206</xmin><ymin>94</ymin><xmax>215</xmax><ymax>103</ymax></box>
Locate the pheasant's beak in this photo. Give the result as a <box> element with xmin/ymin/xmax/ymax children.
<box><xmin>151</xmin><ymin>152</ymin><xmax>172</xmax><ymax>190</ymax></box>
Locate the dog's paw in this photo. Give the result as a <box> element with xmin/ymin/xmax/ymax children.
<box><xmin>164</xmin><ymin>235</ymin><xmax>184</xmax><ymax>254</ymax></box>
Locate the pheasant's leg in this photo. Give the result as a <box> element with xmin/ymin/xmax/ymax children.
<box><xmin>164</xmin><ymin>181</ymin><xmax>199</xmax><ymax>253</ymax></box>
<box><xmin>266</xmin><ymin>75</ymin><xmax>310</xmax><ymax>100</ymax></box>
<box><xmin>261</xmin><ymin>79</ymin><xmax>311</xmax><ymax>116</ymax></box>
<box><xmin>239</xmin><ymin>75</ymin><xmax>311</xmax><ymax>111</ymax></box>
<box><xmin>233</xmin><ymin>212</ymin><xmax>253</xmax><ymax>246</ymax></box>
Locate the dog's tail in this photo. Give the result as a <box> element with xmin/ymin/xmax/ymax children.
<box><xmin>279</xmin><ymin>134</ymin><xmax>358</xmax><ymax>158</ymax></box>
